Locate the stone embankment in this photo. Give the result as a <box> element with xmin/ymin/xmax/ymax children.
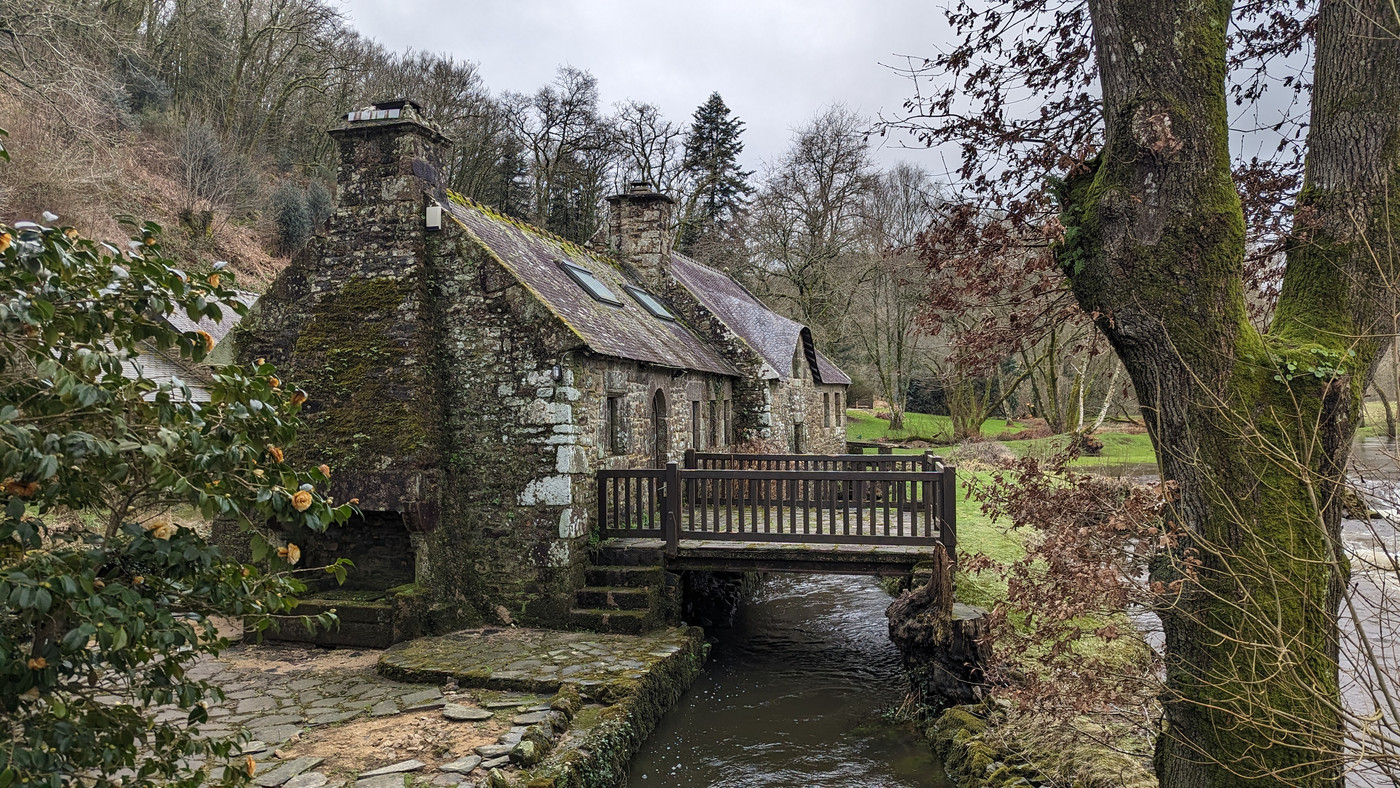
<box><xmin>184</xmin><ymin>626</ymin><xmax>706</xmax><ymax>787</ymax></box>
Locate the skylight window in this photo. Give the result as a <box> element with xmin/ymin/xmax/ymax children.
<box><xmin>625</xmin><ymin>286</ymin><xmax>675</xmax><ymax>321</ymax></box>
<box><xmin>557</xmin><ymin>260</ymin><xmax>622</xmax><ymax>306</ymax></box>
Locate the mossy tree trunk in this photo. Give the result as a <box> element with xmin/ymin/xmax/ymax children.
<box><xmin>1059</xmin><ymin>1</ymin><xmax>1400</xmax><ymax>784</ymax></box>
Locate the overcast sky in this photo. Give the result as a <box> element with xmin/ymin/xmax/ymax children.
<box><xmin>338</xmin><ymin>0</ymin><xmax>954</xmax><ymax>174</ymax></box>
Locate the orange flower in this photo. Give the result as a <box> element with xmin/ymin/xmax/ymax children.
<box><xmin>349</xmin><ymin>498</ymin><xmax>360</xmax><ymax>505</ymax></box>
<box><xmin>318</xmin><ymin>464</ymin><xmax>330</xmax><ymax>478</ymax></box>
<box><xmin>133</xmin><ymin>575</ymin><xmax>145</xmax><ymax>585</ymax></box>
<box><xmin>291</xmin><ymin>490</ymin><xmax>313</xmax><ymax>512</ymax></box>
<box><xmin>256</xmin><ymin>358</ymin><xmax>266</xmax><ymax>366</ymax></box>
<box><xmin>268</xmin><ymin>376</ymin><xmax>281</xmax><ymax>389</ymax></box>
<box><xmin>27</xmin><ymin>657</ymin><xmax>46</xmax><ymax>670</ymax></box>
<box><xmin>144</xmin><ymin>236</ymin><xmax>157</xmax><ymax>246</ymax></box>
<box><xmin>290</xmin><ymin>390</ymin><xmax>308</xmax><ymax>407</ymax></box>
<box><xmin>3</xmin><ymin>479</ymin><xmax>39</xmax><ymax>498</ymax></box>
<box><xmin>208</xmin><ymin>273</ymin><xmax>221</xmax><ymax>288</ymax></box>
<box><xmin>268</xmin><ymin>446</ymin><xmax>284</xmax><ymax>463</ymax></box>
<box><xmin>195</xmin><ymin>330</ymin><xmax>215</xmax><ymax>354</ymax></box>
<box><xmin>143</xmin><ymin>520</ymin><xmax>174</xmax><ymax>540</ymax></box>
<box><xmin>245</xmin><ymin>756</ymin><xmax>256</xmax><ymax>776</ymax></box>
<box><xmin>64</xmin><ymin>228</ymin><xmax>79</xmax><ymax>240</ymax></box>
<box><xmin>285</xmin><ymin>543</ymin><xmax>301</xmax><ymax>565</ymax></box>
<box><xmin>0</xmin><ymin>232</ymin><xmax>10</xmax><ymax>253</ymax></box>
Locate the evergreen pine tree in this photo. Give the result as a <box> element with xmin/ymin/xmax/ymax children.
<box><xmin>678</xmin><ymin>92</ymin><xmax>753</xmax><ymax>254</ymax></box>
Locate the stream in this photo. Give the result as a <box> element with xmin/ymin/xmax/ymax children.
<box><xmin>626</xmin><ymin>440</ymin><xmax>1400</xmax><ymax>786</ymax></box>
<box><xmin>627</xmin><ymin>574</ymin><xmax>950</xmax><ymax>787</ymax></box>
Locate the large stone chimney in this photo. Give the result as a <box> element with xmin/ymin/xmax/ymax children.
<box><xmin>606</xmin><ymin>181</ymin><xmax>675</xmax><ymax>289</ymax></box>
<box><xmin>328</xmin><ymin>98</ymin><xmax>450</xmax><ymax>210</ymax></box>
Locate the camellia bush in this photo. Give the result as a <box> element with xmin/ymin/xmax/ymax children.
<box><xmin>0</xmin><ymin>131</ymin><xmax>356</xmax><ymax>787</ymax></box>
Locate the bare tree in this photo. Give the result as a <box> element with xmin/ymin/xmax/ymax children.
<box><xmin>850</xmin><ymin>163</ymin><xmax>938</xmax><ymax>430</ymax></box>
<box><xmin>611</xmin><ymin>100</ymin><xmax>684</xmax><ymax>196</ymax></box>
<box><xmin>749</xmin><ymin>105</ymin><xmax>875</xmax><ymax>352</ymax></box>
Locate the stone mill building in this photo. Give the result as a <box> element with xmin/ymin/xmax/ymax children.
<box><xmin>231</xmin><ymin>99</ymin><xmax>850</xmax><ymax>644</ymax></box>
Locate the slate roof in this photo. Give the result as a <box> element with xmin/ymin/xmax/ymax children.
<box><xmin>668</xmin><ymin>253</ymin><xmax>852</xmax><ymax>385</ymax></box>
<box><xmin>442</xmin><ymin>197</ymin><xmax>740</xmax><ymax>377</ymax></box>
<box><xmin>120</xmin><ymin>292</ymin><xmax>259</xmax><ymax>402</ymax></box>
<box><xmin>165</xmin><ymin>291</ymin><xmax>259</xmax><ymax>344</ymax></box>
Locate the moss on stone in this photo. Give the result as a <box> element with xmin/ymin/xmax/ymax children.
<box><xmin>292</xmin><ymin>276</ymin><xmax>434</xmax><ymax>466</ymax></box>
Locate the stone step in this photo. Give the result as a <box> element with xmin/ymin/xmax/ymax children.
<box><xmin>574</xmin><ymin>586</ymin><xmax>652</xmax><ymax>611</ymax></box>
<box><xmin>568</xmin><ymin>608</ymin><xmax>654</xmax><ymax>635</ymax></box>
<box><xmin>593</xmin><ymin>544</ymin><xmax>665</xmax><ymax>566</ymax></box>
<box><xmin>584</xmin><ymin>566</ymin><xmax>663</xmax><ymax>588</ymax></box>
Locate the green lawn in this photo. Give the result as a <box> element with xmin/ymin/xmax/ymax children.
<box><xmin>846</xmin><ymin>409</ymin><xmax>1158</xmax><ymax>472</ymax></box>
<box><xmin>844</xmin><ymin>410</ymin><xmax>1024</xmax><ymax>443</ymax></box>
<box><xmin>949</xmin><ymin>471</ymin><xmax>1020</xmax><ymax>609</ymax></box>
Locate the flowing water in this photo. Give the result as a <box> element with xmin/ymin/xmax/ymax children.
<box><xmin>627</xmin><ymin>574</ymin><xmax>950</xmax><ymax>787</ymax></box>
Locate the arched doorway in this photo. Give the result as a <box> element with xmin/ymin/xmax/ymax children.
<box><xmin>652</xmin><ymin>389</ymin><xmax>668</xmax><ymax>468</ymax></box>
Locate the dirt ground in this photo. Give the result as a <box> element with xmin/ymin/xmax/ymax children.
<box><xmin>277</xmin><ymin>708</ymin><xmax>505</xmax><ymax>776</ymax></box>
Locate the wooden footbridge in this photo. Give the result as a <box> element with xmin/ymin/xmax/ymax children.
<box><xmin>596</xmin><ymin>450</ymin><xmax>957</xmax><ymax>576</ymax></box>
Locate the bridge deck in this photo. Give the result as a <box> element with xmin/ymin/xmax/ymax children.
<box><xmin>603</xmin><ymin>537</ymin><xmax>936</xmax><ymax>576</ymax></box>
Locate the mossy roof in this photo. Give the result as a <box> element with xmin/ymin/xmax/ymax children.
<box><xmin>668</xmin><ymin>253</ymin><xmax>851</xmax><ymax>385</ymax></box>
<box><xmin>443</xmin><ymin>197</ymin><xmax>739</xmax><ymax>377</ymax></box>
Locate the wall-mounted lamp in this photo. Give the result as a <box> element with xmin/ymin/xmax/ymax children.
<box><xmin>425</xmin><ymin>205</ymin><xmax>442</xmax><ymax>231</ymax></box>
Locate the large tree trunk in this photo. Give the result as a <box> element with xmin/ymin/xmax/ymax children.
<box><xmin>1060</xmin><ymin>1</ymin><xmax>1400</xmax><ymax>784</ymax></box>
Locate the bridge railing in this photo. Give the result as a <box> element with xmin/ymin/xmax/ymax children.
<box><xmin>687</xmin><ymin>449</ymin><xmax>930</xmax><ymax>473</ymax></box>
<box><xmin>598</xmin><ymin>452</ymin><xmax>957</xmax><ymax>558</ymax></box>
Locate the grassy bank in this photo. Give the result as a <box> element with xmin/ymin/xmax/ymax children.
<box><xmin>846</xmin><ymin>410</ymin><xmax>1158</xmax><ymax>472</ymax></box>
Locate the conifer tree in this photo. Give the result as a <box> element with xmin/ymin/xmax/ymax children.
<box><xmin>678</xmin><ymin>92</ymin><xmax>753</xmax><ymax>254</ymax></box>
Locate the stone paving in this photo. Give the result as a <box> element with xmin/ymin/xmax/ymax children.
<box><xmin>183</xmin><ymin>627</ymin><xmax>701</xmax><ymax>787</ymax></box>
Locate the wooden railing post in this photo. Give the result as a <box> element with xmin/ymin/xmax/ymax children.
<box><xmin>684</xmin><ymin>448</ymin><xmax>697</xmax><ymax>469</ymax></box>
<box><xmin>664</xmin><ymin>461</ymin><xmax>681</xmax><ymax>557</ymax></box>
<box><xmin>940</xmin><ymin>463</ymin><xmax>958</xmax><ymax>563</ymax></box>
<box><xmin>597</xmin><ymin>473</ymin><xmax>609</xmax><ymax>539</ymax></box>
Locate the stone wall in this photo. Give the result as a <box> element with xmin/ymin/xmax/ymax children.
<box><xmin>420</xmin><ymin>236</ymin><xmax>737</xmax><ymax>628</ymax></box>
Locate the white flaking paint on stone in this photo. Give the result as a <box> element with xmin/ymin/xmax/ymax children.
<box><xmin>519</xmin><ymin>475</ymin><xmax>572</xmax><ymax>506</ymax></box>
<box><xmin>556</xmin><ymin>445</ymin><xmax>589</xmax><ymax>474</ymax></box>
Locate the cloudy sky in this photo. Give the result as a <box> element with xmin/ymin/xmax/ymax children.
<box><xmin>339</xmin><ymin>0</ymin><xmax>953</xmax><ymax>173</ymax></box>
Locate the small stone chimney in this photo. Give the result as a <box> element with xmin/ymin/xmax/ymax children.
<box><xmin>328</xmin><ymin>98</ymin><xmax>451</xmax><ymax>209</ymax></box>
<box><xmin>606</xmin><ymin>181</ymin><xmax>675</xmax><ymax>289</ymax></box>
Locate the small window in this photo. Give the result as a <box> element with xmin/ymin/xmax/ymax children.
<box><xmin>793</xmin><ymin>422</ymin><xmax>806</xmax><ymax>454</ymax></box>
<box><xmin>558</xmin><ymin>260</ymin><xmax>622</xmax><ymax>306</ymax></box>
<box><xmin>625</xmin><ymin>286</ymin><xmax>675</xmax><ymax>320</ymax></box>
<box><xmin>606</xmin><ymin>396</ymin><xmax>626</xmax><ymax>454</ymax></box>
<box><xmin>691</xmin><ymin>401</ymin><xmax>701</xmax><ymax>449</ymax></box>
<box><xmin>723</xmin><ymin>400</ymin><xmax>732</xmax><ymax>445</ymax></box>
<box><xmin>824</xmin><ymin>393</ymin><xmax>832</xmax><ymax>427</ymax></box>
<box><xmin>835</xmin><ymin>392</ymin><xmax>843</xmax><ymax>425</ymax></box>
<box><xmin>708</xmin><ymin>400</ymin><xmax>719</xmax><ymax>448</ymax></box>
